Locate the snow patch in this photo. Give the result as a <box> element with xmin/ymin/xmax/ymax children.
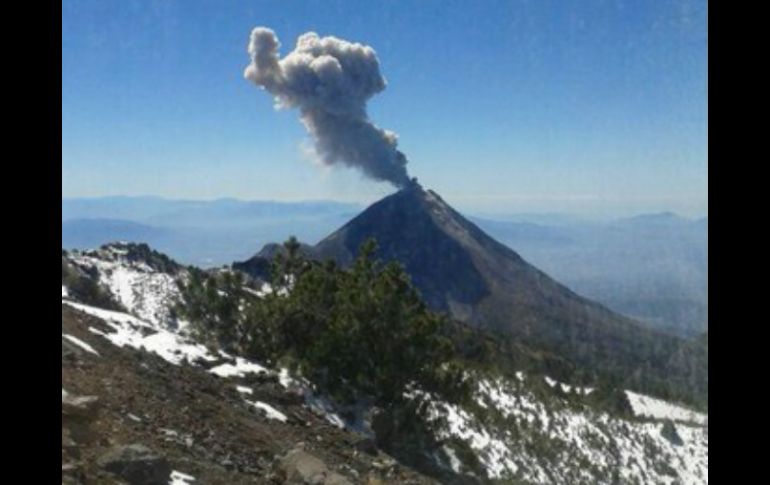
<box><xmin>543</xmin><ymin>375</ymin><xmax>594</xmax><ymax>395</ymax></box>
<box><xmin>63</xmin><ymin>333</ymin><xmax>100</xmax><ymax>356</ymax></box>
<box><xmin>278</xmin><ymin>368</ymin><xmax>298</xmax><ymax>388</ymax></box>
<box><xmin>169</xmin><ymin>470</ymin><xmax>196</xmax><ymax>484</ymax></box>
<box><xmin>443</xmin><ymin>445</ymin><xmax>462</xmax><ymax>473</ymax></box>
<box><xmin>275</xmin><ymin>367</ymin><xmax>351</xmax><ymax>430</ymax></box>
<box><xmin>247</xmin><ymin>400</ymin><xmax>288</xmax><ymax>422</ymax></box>
<box><xmin>209</xmin><ymin>358</ymin><xmax>268</xmax><ymax>378</ymax></box>
<box><xmin>243</xmin><ymin>282</ymin><xmax>274</xmax><ymax>298</ymax></box>
<box><xmin>626</xmin><ymin>390</ymin><xmax>707</xmax><ymax>425</ymax></box>
<box><xmin>67</xmin><ymin>248</ymin><xmax>182</xmax><ymax>329</ymax></box>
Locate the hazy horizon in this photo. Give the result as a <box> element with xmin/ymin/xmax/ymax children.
<box><xmin>62</xmin><ymin>192</ymin><xmax>707</xmax><ymax>221</ymax></box>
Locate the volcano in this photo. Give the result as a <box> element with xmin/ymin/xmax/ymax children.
<box><xmin>314</xmin><ymin>183</ymin><xmax>652</xmax><ymax>347</ymax></box>
<box><xmin>236</xmin><ymin>183</ymin><xmax>706</xmax><ymax>399</ymax></box>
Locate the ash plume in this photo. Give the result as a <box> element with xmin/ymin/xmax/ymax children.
<box><xmin>244</xmin><ymin>27</ymin><xmax>411</xmax><ymax>188</ymax></box>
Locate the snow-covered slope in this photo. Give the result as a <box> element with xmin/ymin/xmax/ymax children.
<box><xmin>65</xmin><ymin>243</ymin><xmax>184</xmax><ymax>329</ymax></box>
<box><xmin>417</xmin><ymin>375</ymin><xmax>707</xmax><ymax>484</ymax></box>
<box><xmin>65</xmin><ymin>300</ymin><xmax>214</xmax><ymax>366</ymax></box>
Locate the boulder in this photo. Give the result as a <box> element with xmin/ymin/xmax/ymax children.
<box><xmin>279</xmin><ymin>445</ymin><xmax>353</xmax><ymax>485</ymax></box>
<box><xmin>62</xmin><ymin>395</ymin><xmax>100</xmax><ymax>419</ymax></box>
<box><xmin>97</xmin><ymin>444</ymin><xmax>171</xmax><ymax>485</ymax></box>
<box><xmin>62</xmin><ymin>394</ymin><xmax>100</xmax><ymax>444</ymax></box>
<box><xmin>660</xmin><ymin>420</ymin><xmax>684</xmax><ymax>446</ymax></box>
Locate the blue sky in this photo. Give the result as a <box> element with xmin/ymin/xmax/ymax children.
<box><xmin>62</xmin><ymin>0</ymin><xmax>707</xmax><ymax>217</ymax></box>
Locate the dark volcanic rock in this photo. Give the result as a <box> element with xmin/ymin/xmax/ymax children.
<box><xmin>314</xmin><ymin>184</ymin><xmax>489</xmax><ymax>318</ymax></box>
<box><xmin>661</xmin><ymin>420</ymin><xmax>684</xmax><ymax>446</ymax></box>
<box><xmin>233</xmin><ymin>241</ymin><xmax>315</xmax><ymax>281</ymax></box>
<box><xmin>232</xmin><ymin>254</ymin><xmax>273</xmax><ymax>281</ymax></box>
<box><xmin>354</xmin><ymin>438</ymin><xmax>379</xmax><ymax>456</ymax></box>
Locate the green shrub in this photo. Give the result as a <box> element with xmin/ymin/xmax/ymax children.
<box><xmin>177</xmin><ymin>237</ymin><xmax>469</xmax><ymax>411</ymax></box>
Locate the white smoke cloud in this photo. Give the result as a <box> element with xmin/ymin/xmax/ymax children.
<box><xmin>244</xmin><ymin>27</ymin><xmax>411</xmax><ymax>188</ymax></box>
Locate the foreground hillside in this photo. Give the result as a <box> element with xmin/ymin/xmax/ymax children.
<box><xmin>62</xmin><ymin>303</ymin><xmax>433</xmax><ymax>484</ymax></box>
<box><xmin>62</xmin><ymin>243</ymin><xmax>707</xmax><ymax>484</ymax></box>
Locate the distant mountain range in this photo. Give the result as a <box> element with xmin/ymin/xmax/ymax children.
<box><xmin>62</xmin><ymin>195</ymin><xmax>707</xmax><ymax>338</ymax></box>
<box><xmin>62</xmin><ymin>196</ymin><xmax>361</xmax><ymax>267</ymax></box>
<box><xmin>63</xmin><ymin>196</ymin><xmax>362</xmax><ymax>225</ymax></box>
<box><xmin>470</xmin><ymin>212</ymin><xmax>708</xmax><ymax>338</ymax></box>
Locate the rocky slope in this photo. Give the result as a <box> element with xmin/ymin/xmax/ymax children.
<box><xmin>62</xmin><ymin>292</ymin><xmax>435</xmax><ymax>484</ymax></box>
